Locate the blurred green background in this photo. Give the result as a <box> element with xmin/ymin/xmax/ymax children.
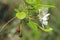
<box><xmin>0</xmin><ymin>0</ymin><xmax>60</xmax><ymax>40</ymax></box>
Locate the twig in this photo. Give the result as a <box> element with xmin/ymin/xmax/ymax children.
<box><xmin>0</xmin><ymin>17</ymin><xmax>16</xmax><ymax>32</ymax></box>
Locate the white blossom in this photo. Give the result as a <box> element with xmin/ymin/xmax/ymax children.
<box><xmin>38</xmin><ymin>8</ymin><xmax>50</xmax><ymax>26</ymax></box>
<box><xmin>42</xmin><ymin>13</ymin><xmax>50</xmax><ymax>21</ymax></box>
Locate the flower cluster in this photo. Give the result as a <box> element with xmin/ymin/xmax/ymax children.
<box><xmin>38</xmin><ymin>8</ymin><xmax>50</xmax><ymax>27</ymax></box>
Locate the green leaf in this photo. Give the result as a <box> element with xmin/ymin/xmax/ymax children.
<box><xmin>16</xmin><ymin>12</ymin><xmax>26</xmax><ymax>19</ymax></box>
<box><xmin>41</xmin><ymin>4</ymin><xmax>56</xmax><ymax>8</ymax></box>
<box><xmin>40</xmin><ymin>27</ymin><xmax>53</xmax><ymax>32</ymax></box>
<box><xmin>27</xmin><ymin>20</ymin><xmax>40</xmax><ymax>39</ymax></box>
<box><xmin>27</xmin><ymin>20</ymin><xmax>38</xmax><ymax>31</ymax></box>
<box><xmin>19</xmin><ymin>5</ymin><xmax>25</xmax><ymax>11</ymax></box>
<box><xmin>26</xmin><ymin>0</ymin><xmax>36</xmax><ymax>4</ymax></box>
<box><xmin>15</xmin><ymin>9</ymin><xmax>19</xmax><ymax>13</ymax></box>
<box><xmin>25</xmin><ymin>0</ymin><xmax>40</xmax><ymax>5</ymax></box>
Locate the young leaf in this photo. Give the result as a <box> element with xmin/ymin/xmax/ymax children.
<box><xmin>19</xmin><ymin>5</ymin><xmax>25</xmax><ymax>11</ymax></box>
<box><xmin>15</xmin><ymin>9</ymin><xmax>19</xmax><ymax>13</ymax></box>
<box><xmin>27</xmin><ymin>20</ymin><xmax>38</xmax><ymax>31</ymax></box>
<box><xmin>25</xmin><ymin>0</ymin><xmax>36</xmax><ymax>5</ymax></box>
<box><xmin>40</xmin><ymin>27</ymin><xmax>53</xmax><ymax>32</ymax></box>
<box><xmin>16</xmin><ymin>12</ymin><xmax>26</xmax><ymax>19</ymax></box>
<box><xmin>25</xmin><ymin>0</ymin><xmax>40</xmax><ymax>5</ymax></box>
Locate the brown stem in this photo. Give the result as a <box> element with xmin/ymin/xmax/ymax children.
<box><xmin>0</xmin><ymin>17</ymin><xmax>16</xmax><ymax>32</ymax></box>
<box><xmin>19</xmin><ymin>20</ymin><xmax>22</xmax><ymax>37</ymax></box>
